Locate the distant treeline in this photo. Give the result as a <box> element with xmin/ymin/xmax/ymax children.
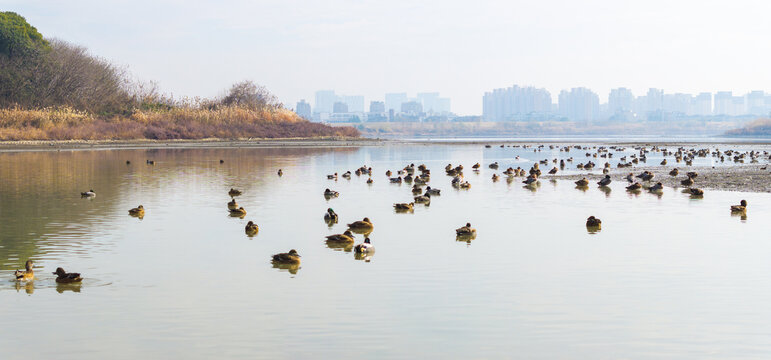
<box><xmin>724</xmin><ymin>119</ymin><xmax>771</xmax><ymax>137</ymax></box>
<box><xmin>0</xmin><ymin>12</ymin><xmax>358</xmax><ymax>140</ymax></box>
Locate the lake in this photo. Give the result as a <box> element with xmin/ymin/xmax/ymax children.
<box><xmin>1</xmin><ymin>143</ymin><xmax>770</xmax><ymax>359</ymax></box>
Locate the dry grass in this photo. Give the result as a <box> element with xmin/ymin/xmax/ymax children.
<box><xmin>0</xmin><ymin>106</ymin><xmax>359</xmax><ymax>140</ymax></box>
<box><xmin>725</xmin><ymin>118</ymin><xmax>771</xmax><ymax>136</ymax></box>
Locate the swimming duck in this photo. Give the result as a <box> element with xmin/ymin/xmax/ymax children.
<box><xmin>648</xmin><ymin>182</ymin><xmax>664</xmax><ymax>192</ymax></box>
<box><xmin>146</xmin><ymin>160</ymin><xmax>155</xmax><ymax>165</ymax></box>
<box><xmin>687</xmin><ymin>171</ymin><xmax>698</xmax><ymax>178</ymax></box>
<box><xmin>277</xmin><ymin>169</ymin><xmax>283</xmax><ymax>176</ymax></box>
<box><xmin>367</xmin><ymin>178</ymin><xmax>373</xmax><ymax>184</ymax></box>
<box><xmin>228</xmin><ymin>198</ymin><xmax>238</xmax><ymax>210</ymax></box>
<box><xmin>489</xmin><ymin>162</ymin><xmax>499</xmax><ymax>169</ymax></box>
<box><xmin>228</xmin><ymin>188</ymin><xmax>242</xmax><ymax>197</ymax></box>
<box><xmin>455</xmin><ymin>222</ymin><xmax>476</xmax><ymax>236</ymax></box>
<box><xmin>597</xmin><ymin>175</ymin><xmax>612</xmax><ymax>186</ymax></box>
<box><xmin>14</xmin><ymin>260</ymin><xmax>34</xmax><ymax>281</ymax></box>
<box><xmin>245</xmin><ymin>221</ymin><xmax>259</xmax><ymax>234</ymax></box>
<box><xmin>689</xmin><ymin>188</ymin><xmax>704</xmax><ymax>196</ymax></box>
<box><xmin>354</xmin><ymin>238</ymin><xmax>375</xmax><ymax>253</ymax></box>
<box><xmin>680</xmin><ymin>176</ymin><xmax>694</xmax><ymax>186</ymax></box>
<box><xmin>389</xmin><ymin>176</ymin><xmax>403</xmax><ymax>183</ymax></box>
<box><xmin>458</xmin><ymin>181</ymin><xmax>471</xmax><ymax>189</ymax></box>
<box><xmin>626</xmin><ymin>182</ymin><xmax>642</xmax><ymax>191</ymax></box>
<box><xmin>414</xmin><ymin>193</ymin><xmax>431</xmax><ymax>204</ymax></box>
<box><xmin>731</xmin><ymin>200</ymin><xmax>747</xmax><ymax>212</ymax></box>
<box><xmin>523</xmin><ymin>176</ymin><xmax>538</xmax><ymax>185</ymax></box>
<box><xmin>324</xmin><ymin>208</ymin><xmax>339</xmax><ymax>222</ymax></box>
<box><xmin>53</xmin><ymin>267</ymin><xmax>83</xmax><ymax>283</ymax></box>
<box><xmin>394</xmin><ymin>202</ymin><xmax>414</xmax><ymax>211</ymax></box>
<box><xmin>128</xmin><ymin>205</ymin><xmax>145</xmax><ymax>215</ymax></box>
<box><xmin>412</xmin><ymin>184</ymin><xmax>423</xmax><ymax>195</ymax></box>
<box><xmin>342</xmin><ymin>171</ymin><xmax>352</xmax><ymax>179</ymax></box>
<box><xmin>472</xmin><ymin>163</ymin><xmax>481</xmax><ymax>170</ymax></box>
<box><xmin>386</xmin><ymin>170</ymin><xmax>392</xmax><ymax>176</ymax></box>
<box><xmin>625</xmin><ymin>173</ymin><xmax>634</xmax><ymax>183</ymax></box>
<box><xmin>425</xmin><ymin>186</ymin><xmax>441</xmax><ymax>195</ymax></box>
<box><xmin>492</xmin><ymin>174</ymin><xmax>500</xmax><ymax>182</ymax></box>
<box><xmin>324</xmin><ymin>188</ymin><xmax>339</xmax><ymax>197</ymax></box>
<box><xmin>549</xmin><ymin>167</ymin><xmax>558</xmax><ymax>174</ymax></box>
<box><xmin>326</xmin><ymin>230</ymin><xmax>354</xmax><ymax>243</ymax></box>
<box><xmin>80</xmin><ymin>189</ymin><xmax>96</xmax><ymax>197</ymax></box>
<box><xmin>272</xmin><ymin>249</ymin><xmax>301</xmax><ymax>265</ymax></box>
<box><xmin>327</xmin><ymin>173</ymin><xmax>338</xmax><ymax>179</ymax></box>
<box><xmin>575</xmin><ymin>178</ymin><xmax>589</xmax><ymax>186</ymax></box>
<box><xmin>229</xmin><ymin>207</ymin><xmax>247</xmax><ymax>216</ymax></box>
<box><xmin>347</xmin><ymin>217</ymin><xmax>374</xmax><ymax>231</ymax></box>
<box><xmin>585</xmin><ymin>216</ymin><xmax>602</xmax><ymax>228</ymax></box>
<box><xmin>660</xmin><ymin>159</ymin><xmax>667</xmax><ymax>165</ymax></box>
<box><xmin>669</xmin><ymin>168</ymin><xmax>679</xmax><ymax>176</ymax></box>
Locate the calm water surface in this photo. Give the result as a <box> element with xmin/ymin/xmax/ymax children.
<box><xmin>1</xmin><ymin>144</ymin><xmax>770</xmax><ymax>359</ymax></box>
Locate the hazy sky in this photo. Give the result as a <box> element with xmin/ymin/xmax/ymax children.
<box><xmin>7</xmin><ymin>0</ymin><xmax>771</xmax><ymax>115</ymax></box>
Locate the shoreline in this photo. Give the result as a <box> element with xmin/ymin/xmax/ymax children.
<box><xmin>2</xmin><ymin>137</ymin><xmax>771</xmax><ymax>152</ymax></box>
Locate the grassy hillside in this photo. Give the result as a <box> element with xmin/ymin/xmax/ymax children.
<box><xmin>0</xmin><ymin>12</ymin><xmax>358</xmax><ymax>140</ymax></box>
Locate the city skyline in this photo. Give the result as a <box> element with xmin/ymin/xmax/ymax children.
<box><xmin>8</xmin><ymin>0</ymin><xmax>771</xmax><ymax>116</ymax></box>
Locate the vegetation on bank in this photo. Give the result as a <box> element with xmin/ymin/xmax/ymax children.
<box><xmin>724</xmin><ymin>119</ymin><xmax>771</xmax><ymax>137</ymax></box>
<box><xmin>0</xmin><ymin>12</ymin><xmax>358</xmax><ymax>140</ymax></box>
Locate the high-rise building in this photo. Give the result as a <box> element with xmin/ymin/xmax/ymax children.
<box><xmin>608</xmin><ymin>88</ymin><xmax>634</xmax><ymax>113</ymax></box>
<box><xmin>746</xmin><ymin>91</ymin><xmax>766</xmax><ymax>115</ymax></box>
<box><xmin>296</xmin><ymin>99</ymin><xmax>311</xmax><ymax>119</ymax></box>
<box><xmin>315</xmin><ymin>90</ymin><xmax>338</xmax><ymax>114</ymax></box>
<box><xmin>333</xmin><ymin>101</ymin><xmax>348</xmax><ymax>113</ymax></box>
<box><xmin>646</xmin><ymin>88</ymin><xmax>664</xmax><ymax>112</ymax></box>
<box><xmin>401</xmin><ymin>101</ymin><xmax>423</xmax><ymax>114</ymax></box>
<box><xmin>663</xmin><ymin>93</ymin><xmax>692</xmax><ymax>114</ymax></box>
<box><xmin>417</xmin><ymin>92</ymin><xmax>440</xmax><ymax>113</ymax></box>
<box><xmin>385</xmin><ymin>93</ymin><xmax>408</xmax><ymax>112</ymax></box>
<box><xmin>369</xmin><ymin>101</ymin><xmax>385</xmax><ymax>113</ymax></box>
<box><xmin>558</xmin><ymin>87</ymin><xmax>599</xmax><ymax>122</ymax></box>
<box><xmin>482</xmin><ymin>85</ymin><xmax>552</xmax><ymax>121</ymax></box>
<box><xmin>692</xmin><ymin>93</ymin><xmax>712</xmax><ymax>116</ymax></box>
<box><xmin>714</xmin><ymin>91</ymin><xmax>733</xmax><ymax>115</ymax></box>
<box><xmin>342</xmin><ymin>95</ymin><xmax>365</xmax><ymax>113</ymax></box>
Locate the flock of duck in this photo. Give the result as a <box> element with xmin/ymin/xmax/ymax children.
<box><xmin>12</xmin><ymin>144</ymin><xmax>764</xmax><ymax>281</ymax></box>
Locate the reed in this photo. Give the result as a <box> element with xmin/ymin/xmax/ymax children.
<box><xmin>0</xmin><ymin>106</ymin><xmax>359</xmax><ymax>140</ymax></box>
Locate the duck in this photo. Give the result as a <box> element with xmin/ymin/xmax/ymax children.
<box><xmin>354</xmin><ymin>238</ymin><xmax>375</xmax><ymax>253</ymax></box>
<box><xmin>80</xmin><ymin>189</ymin><xmax>96</xmax><ymax>197</ymax></box>
<box><xmin>326</xmin><ymin>230</ymin><xmax>355</xmax><ymax>243</ymax></box>
<box><xmin>626</xmin><ymin>173</ymin><xmax>634</xmax><ymax>183</ymax></box>
<box><xmin>687</xmin><ymin>171</ymin><xmax>698</xmax><ymax>178</ymax></box>
<box><xmin>730</xmin><ymin>200</ymin><xmax>748</xmax><ymax>212</ymax></box>
<box><xmin>414</xmin><ymin>193</ymin><xmax>431</xmax><ymax>204</ymax></box>
<box><xmin>342</xmin><ymin>171</ymin><xmax>352</xmax><ymax>179</ymax></box>
<box><xmin>324</xmin><ymin>188</ymin><xmax>339</xmax><ymax>197</ymax></box>
<box><xmin>660</xmin><ymin>159</ymin><xmax>667</xmax><ymax>165</ymax></box>
<box><xmin>394</xmin><ymin>202</ymin><xmax>414</xmax><ymax>211</ymax></box>
<box><xmin>455</xmin><ymin>222</ymin><xmax>476</xmax><ymax>236</ymax></box>
<box><xmin>245</xmin><ymin>221</ymin><xmax>259</xmax><ymax>234</ymax></box>
<box><xmin>14</xmin><ymin>260</ymin><xmax>34</xmax><ymax>281</ymax></box>
<box><xmin>327</xmin><ymin>172</ymin><xmax>338</xmax><ymax>179</ymax></box>
<box><xmin>575</xmin><ymin>178</ymin><xmax>589</xmax><ymax>186</ymax></box>
<box><xmin>689</xmin><ymin>188</ymin><xmax>704</xmax><ymax>196</ymax></box>
<box><xmin>366</xmin><ymin>178</ymin><xmax>373</xmax><ymax>185</ymax></box>
<box><xmin>385</xmin><ymin>170</ymin><xmax>392</xmax><ymax>177</ymax></box>
<box><xmin>472</xmin><ymin>163</ymin><xmax>481</xmax><ymax>170</ymax></box>
<box><xmin>229</xmin><ymin>207</ymin><xmax>247</xmax><ymax>216</ymax></box>
<box><xmin>585</xmin><ymin>216</ymin><xmax>602</xmax><ymax>228</ymax></box>
<box><xmin>549</xmin><ymin>167</ymin><xmax>558</xmax><ymax>174</ymax></box>
<box><xmin>228</xmin><ymin>188</ymin><xmax>242</xmax><ymax>197</ymax></box>
<box><xmin>669</xmin><ymin>168</ymin><xmax>679</xmax><ymax>176</ymax></box>
<box><xmin>492</xmin><ymin>174</ymin><xmax>500</xmax><ymax>182</ymax></box>
<box><xmin>389</xmin><ymin>176</ymin><xmax>403</xmax><ymax>183</ymax></box>
<box><xmin>522</xmin><ymin>176</ymin><xmax>538</xmax><ymax>185</ymax></box>
<box><xmin>412</xmin><ymin>184</ymin><xmax>423</xmax><ymax>195</ymax></box>
<box><xmin>53</xmin><ymin>267</ymin><xmax>83</xmax><ymax>283</ymax></box>
<box><xmin>425</xmin><ymin>186</ymin><xmax>441</xmax><ymax>195</ymax></box>
<box><xmin>626</xmin><ymin>182</ymin><xmax>642</xmax><ymax>191</ymax></box>
<box><xmin>271</xmin><ymin>249</ymin><xmax>301</xmax><ymax>265</ymax></box>
<box><xmin>146</xmin><ymin>160</ymin><xmax>155</xmax><ymax>165</ymax></box>
<box><xmin>227</xmin><ymin>198</ymin><xmax>238</xmax><ymax>210</ymax></box>
<box><xmin>277</xmin><ymin>169</ymin><xmax>283</xmax><ymax>176</ymax></box>
<box><xmin>458</xmin><ymin>181</ymin><xmax>471</xmax><ymax>189</ymax></box>
<box><xmin>347</xmin><ymin>217</ymin><xmax>374</xmax><ymax>231</ymax></box>
<box><xmin>597</xmin><ymin>175</ymin><xmax>612</xmax><ymax>186</ymax></box>
<box><xmin>648</xmin><ymin>182</ymin><xmax>664</xmax><ymax>192</ymax></box>
<box><xmin>128</xmin><ymin>205</ymin><xmax>145</xmax><ymax>215</ymax></box>
<box><xmin>488</xmin><ymin>162</ymin><xmax>499</xmax><ymax>169</ymax></box>
<box><xmin>324</xmin><ymin>208</ymin><xmax>338</xmax><ymax>222</ymax></box>
<box><xmin>680</xmin><ymin>176</ymin><xmax>694</xmax><ymax>186</ymax></box>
